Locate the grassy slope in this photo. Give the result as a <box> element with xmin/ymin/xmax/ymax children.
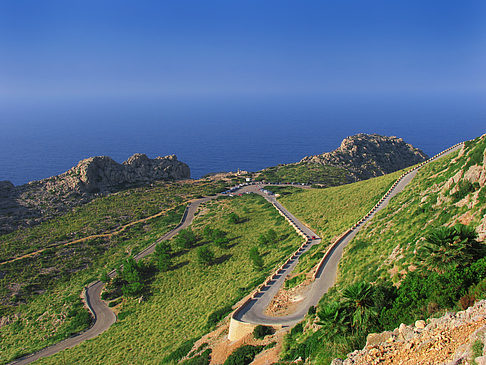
<box><xmin>338</xmin><ymin>140</ymin><xmax>486</xmax><ymax>289</ymax></box>
<box><xmin>280</xmin><ymin>137</ymin><xmax>486</xmax><ymax>364</ymax></box>
<box><xmin>0</xmin><ymin>180</ymin><xmax>227</xmax><ymax>262</ymax></box>
<box><xmin>256</xmin><ymin>162</ymin><xmax>349</xmax><ymax>186</ymax></box>
<box><xmin>0</xmin><ymin>181</ymin><xmax>228</xmax><ymax>363</ymax></box>
<box><xmin>275</xmin><ymin>170</ymin><xmax>402</xmax><ymax>275</ymax></box>
<box><xmin>33</xmin><ymin>194</ymin><xmax>301</xmax><ymax>364</ymax></box>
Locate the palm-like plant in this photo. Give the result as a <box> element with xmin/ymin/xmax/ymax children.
<box><xmin>422</xmin><ymin>224</ymin><xmax>483</xmax><ymax>272</ymax></box>
<box><xmin>317</xmin><ymin>302</ymin><xmax>350</xmax><ymax>338</ymax></box>
<box><xmin>342</xmin><ymin>281</ymin><xmax>377</xmax><ymax>332</ymax></box>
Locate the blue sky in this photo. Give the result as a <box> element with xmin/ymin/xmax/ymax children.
<box><xmin>1</xmin><ymin>0</ymin><xmax>485</xmax><ymax>102</ymax></box>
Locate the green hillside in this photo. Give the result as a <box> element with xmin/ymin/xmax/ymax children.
<box><xmin>29</xmin><ymin>194</ymin><xmax>302</xmax><ymax>364</ymax></box>
<box><xmin>256</xmin><ymin>162</ymin><xmax>349</xmax><ymax>186</ymax></box>
<box><xmin>0</xmin><ymin>180</ymin><xmax>228</xmax><ymax>363</ymax></box>
<box><xmin>280</xmin><ymin>136</ymin><xmax>486</xmax><ymax>364</ymax></box>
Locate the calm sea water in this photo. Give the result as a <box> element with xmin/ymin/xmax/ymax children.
<box><xmin>0</xmin><ymin>94</ymin><xmax>484</xmax><ymax>186</ymax></box>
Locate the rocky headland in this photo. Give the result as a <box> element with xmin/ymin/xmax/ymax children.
<box><xmin>0</xmin><ymin>154</ymin><xmax>190</xmax><ymax>234</ymax></box>
<box><xmin>301</xmin><ymin>133</ymin><xmax>428</xmax><ymax>181</ymax></box>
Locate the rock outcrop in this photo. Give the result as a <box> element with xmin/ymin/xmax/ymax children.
<box><xmin>0</xmin><ymin>154</ymin><xmax>190</xmax><ymax>234</ymax></box>
<box><xmin>301</xmin><ymin>134</ymin><xmax>428</xmax><ymax>181</ymax></box>
<box><xmin>334</xmin><ymin>300</ymin><xmax>486</xmax><ymax>365</ymax></box>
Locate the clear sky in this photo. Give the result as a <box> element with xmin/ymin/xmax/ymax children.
<box><xmin>1</xmin><ymin>0</ymin><xmax>485</xmax><ymax>102</ymax></box>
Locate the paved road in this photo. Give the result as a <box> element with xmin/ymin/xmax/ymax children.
<box><xmin>11</xmin><ymin>142</ymin><xmax>462</xmax><ymax>363</ymax></box>
<box><xmin>233</xmin><ymin>143</ymin><xmax>463</xmax><ymax>326</ymax></box>
<box><xmin>10</xmin><ymin>196</ymin><xmax>217</xmax><ymax>365</ymax></box>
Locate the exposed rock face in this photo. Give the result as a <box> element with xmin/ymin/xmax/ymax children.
<box><xmin>301</xmin><ymin>134</ymin><xmax>428</xmax><ymax>181</ymax></box>
<box><xmin>0</xmin><ymin>154</ymin><xmax>190</xmax><ymax>234</ymax></box>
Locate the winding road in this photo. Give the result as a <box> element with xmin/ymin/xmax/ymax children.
<box><xmin>232</xmin><ymin>142</ymin><xmax>464</xmax><ymax>327</ymax></box>
<box><xmin>10</xmin><ymin>142</ymin><xmax>463</xmax><ymax>363</ymax></box>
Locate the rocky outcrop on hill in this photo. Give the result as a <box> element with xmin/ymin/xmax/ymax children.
<box><xmin>0</xmin><ymin>154</ymin><xmax>190</xmax><ymax>234</ymax></box>
<box><xmin>301</xmin><ymin>134</ymin><xmax>428</xmax><ymax>181</ymax></box>
<box><xmin>334</xmin><ymin>300</ymin><xmax>486</xmax><ymax>365</ymax></box>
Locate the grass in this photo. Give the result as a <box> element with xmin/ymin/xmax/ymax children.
<box><xmin>0</xmin><ymin>180</ymin><xmax>230</xmax><ymax>364</ymax></box>
<box><xmin>337</xmin><ymin>142</ymin><xmax>485</xmax><ymax>289</ymax></box>
<box><xmin>0</xmin><ymin>180</ymin><xmax>228</xmax><ymax>263</ymax></box>
<box><xmin>276</xmin><ymin>170</ymin><xmax>403</xmax><ymax>275</ymax></box>
<box><xmin>280</xmin><ymin>136</ymin><xmax>486</xmax><ymax>364</ymax></box>
<box><xmin>30</xmin><ymin>194</ymin><xmax>302</xmax><ymax>364</ymax></box>
<box><xmin>256</xmin><ymin>162</ymin><xmax>349</xmax><ymax>186</ymax></box>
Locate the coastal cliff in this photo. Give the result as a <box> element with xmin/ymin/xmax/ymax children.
<box><xmin>0</xmin><ymin>154</ymin><xmax>190</xmax><ymax>234</ymax></box>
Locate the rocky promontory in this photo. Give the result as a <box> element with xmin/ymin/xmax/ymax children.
<box><xmin>301</xmin><ymin>133</ymin><xmax>428</xmax><ymax>181</ymax></box>
<box><xmin>0</xmin><ymin>154</ymin><xmax>190</xmax><ymax>234</ymax></box>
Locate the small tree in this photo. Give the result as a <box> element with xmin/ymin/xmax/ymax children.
<box><xmin>121</xmin><ymin>257</ymin><xmax>143</xmax><ymax>297</ymax></box>
<box><xmin>342</xmin><ymin>281</ymin><xmax>377</xmax><ymax>333</ymax></box>
<box><xmin>228</xmin><ymin>212</ymin><xmax>241</xmax><ymax>224</ymax></box>
<box><xmin>100</xmin><ymin>270</ymin><xmax>111</xmax><ymax>283</ymax></box>
<box><xmin>266</xmin><ymin>229</ymin><xmax>278</xmax><ymax>244</ymax></box>
<box><xmin>422</xmin><ymin>224</ymin><xmax>484</xmax><ymax>272</ymax></box>
<box><xmin>258</xmin><ymin>229</ymin><xmax>278</xmax><ymax>246</ymax></box>
<box><xmin>214</xmin><ymin>237</ymin><xmax>229</xmax><ymax>249</ymax></box>
<box><xmin>155</xmin><ymin>241</ymin><xmax>172</xmax><ymax>272</ymax></box>
<box><xmin>197</xmin><ymin>246</ymin><xmax>214</xmax><ymax>266</ymax></box>
<box><xmin>253</xmin><ymin>325</ymin><xmax>273</xmax><ymax>339</ymax></box>
<box><xmin>249</xmin><ymin>247</ymin><xmax>263</xmax><ymax>271</ymax></box>
<box><xmin>203</xmin><ymin>226</ymin><xmax>214</xmax><ymax>240</ymax></box>
<box><xmin>175</xmin><ymin>228</ymin><xmax>198</xmax><ymax>249</ymax></box>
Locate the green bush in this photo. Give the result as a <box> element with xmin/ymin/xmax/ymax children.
<box><xmin>224</xmin><ymin>345</ymin><xmax>264</xmax><ymax>365</ymax></box>
<box><xmin>249</xmin><ymin>247</ymin><xmax>263</xmax><ymax>271</ymax></box>
<box><xmin>176</xmin><ymin>228</ymin><xmax>198</xmax><ymax>249</ymax></box>
<box><xmin>206</xmin><ymin>305</ymin><xmax>233</xmax><ymax>329</ymax></box>
<box><xmin>253</xmin><ymin>325</ymin><xmax>274</xmax><ymax>339</ymax></box>
<box><xmin>162</xmin><ymin>338</ymin><xmax>197</xmax><ymax>363</ymax></box>
<box><xmin>452</xmin><ymin>181</ymin><xmax>479</xmax><ymax>201</ymax></box>
<box><xmin>197</xmin><ymin>246</ymin><xmax>215</xmax><ymax>266</ymax></box>
<box><xmin>228</xmin><ymin>212</ymin><xmax>242</xmax><ymax>224</ymax></box>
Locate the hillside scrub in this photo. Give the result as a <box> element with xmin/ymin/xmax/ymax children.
<box><xmin>278</xmin><ymin>169</ymin><xmax>402</xmax><ymax>276</ymax></box>
<box><xmin>338</xmin><ymin>138</ymin><xmax>486</xmax><ymax>290</ymax></box>
<box><xmin>0</xmin><ymin>180</ymin><xmax>228</xmax><ymax>262</ymax></box>
<box><xmin>280</xmin><ymin>137</ymin><xmax>486</xmax><ymax>363</ymax></box>
<box><xmin>31</xmin><ymin>194</ymin><xmax>302</xmax><ymax>364</ymax></box>
<box><xmin>0</xmin><ymin>181</ymin><xmax>229</xmax><ymax>364</ymax></box>
<box><xmin>256</xmin><ymin>162</ymin><xmax>348</xmax><ymax>186</ymax></box>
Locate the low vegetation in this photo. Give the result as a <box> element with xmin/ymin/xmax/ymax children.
<box><xmin>281</xmin><ymin>137</ymin><xmax>486</xmax><ymax>363</ymax></box>
<box><xmin>30</xmin><ymin>194</ymin><xmax>302</xmax><ymax>364</ymax></box>
<box><xmin>256</xmin><ymin>162</ymin><xmax>349</xmax><ymax>186</ymax></box>
<box><xmin>277</xmin><ymin>169</ymin><xmax>402</xmax><ymax>276</ymax></box>
<box><xmin>0</xmin><ymin>181</ymin><xmax>230</xmax><ymax>364</ymax></box>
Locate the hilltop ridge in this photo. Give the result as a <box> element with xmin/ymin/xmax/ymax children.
<box><xmin>301</xmin><ymin>133</ymin><xmax>428</xmax><ymax>181</ymax></box>
<box><xmin>0</xmin><ymin>154</ymin><xmax>190</xmax><ymax>233</ymax></box>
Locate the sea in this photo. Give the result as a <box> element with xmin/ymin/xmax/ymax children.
<box><xmin>1</xmin><ymin>94</ymin><xmax>485</xmax><ymax>186</ymax></box>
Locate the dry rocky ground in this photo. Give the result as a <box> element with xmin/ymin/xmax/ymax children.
<box><xmin>334</xmin><ymin>300</ymin><xmax>486</xmax><ymax>365</ymax></box>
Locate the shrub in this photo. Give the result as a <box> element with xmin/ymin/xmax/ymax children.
<box><xmin>100</xmin><ymin>270</ymin><xmax>111</xmax><ymax>283</ymax></box>
<box><xmin>162</xmin><ymin>338</ymin><xmax>197</xmax><ymax>363</ymax></box>
<box><xmin>155</xmin><ymin>241</ymin><xmax>172</xmax><ymax>272</ymax></box>
<box><xmin>206</xmin><ymin>305</ymin><xmax>233</xmax><ymax>329</ymax></box>
<box><xmin>121</xmin><ymin>257</ymin><xmax>143</xmax><ymax>297</ymax></box>
<box><xmin>249</xmin><ymin>247</ymin><xmax>263</xmax><ymax>271</ymax></box>
<box><xmin>197</xmin><ymin>246</ymin><xmax>215</xmax><ymax>266</ymax></box>
<box><xmin>253</xmin><ymin>325</ymin><xmax>274</xmax><ymax>339</ymax></box>
<box><xmin>228</xmin><ymin>212</ymin><xmax>242</xmax><ymax>224</ymax></box>
<box><xmin>176</xmin><ymin>228</ymin><xmax>198</xmax><ymax>249</ymax></box>
<box><xmin>223</xmin><ymin>345</ymin><xmax>264</xmax><ymax>365</ymax></box>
